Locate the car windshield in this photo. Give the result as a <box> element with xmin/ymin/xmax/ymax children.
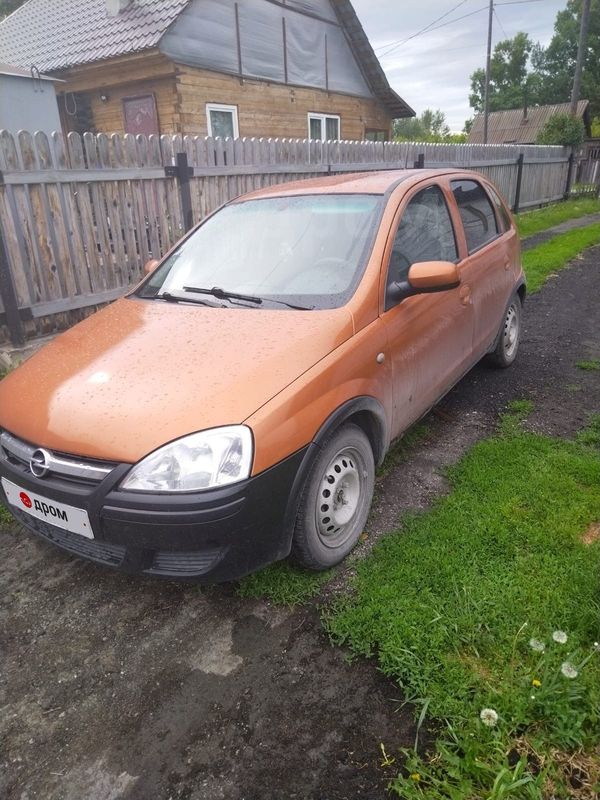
<box><xmin>137</xmin><ymin>194</ymin><xmax>382</xmax><ymax>310</ymax></box>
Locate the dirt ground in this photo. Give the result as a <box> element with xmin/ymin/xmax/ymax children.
<box><xmin>1</xmin><ymin>246</ymin><xmax>599</xmax><ymax>800</ymax></box>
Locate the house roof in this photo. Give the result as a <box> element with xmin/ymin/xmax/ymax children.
<box><xmin>0</xmin><ymin>0</ymin><xmax>190</xmax><ymax>73</ymax></box>
<box><xmin>468</xmin><ymin>100</ymin><xmax>591</xmax><ymax>144</ymax></box>
<box><xmin>0</xmin><ymin>61</ymin><xmax>61</xmax><ymax>81</ymax></box>
<box><xmin>0</xmin><ymin>0</ymin><xmax>413</xmax><ymax>119</ymax></box>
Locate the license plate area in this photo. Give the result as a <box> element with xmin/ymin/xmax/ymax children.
<box><xmin>1</xmin><ymin>478</ymin><xmax>94</xmax><ymax>539</ymax></box>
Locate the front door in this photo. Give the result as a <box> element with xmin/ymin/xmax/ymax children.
<box><xmin>381</xmin><ymin>182</ymin><xmax>474</xmax><ymax>439</ymax></box>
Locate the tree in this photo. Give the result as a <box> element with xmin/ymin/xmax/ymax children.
<box><xmin>0</xmin><ymin>0</ymin><xmax>26</xmax><ymax>18</ymax></box>
<box><xmin>393</xmin><ymin>109</ymin><xmax>454</xmax><ymax>142</ymax></box>
<box><xmin>534</xmin><ymin>0</ymin><xmax>600</xmax><ymax>119</ymax></box>
<box><xmin>469</xmin><ymin>32</ymin><xmax>538</xmax><ymax>113</ymax></box>
<box><xmin>536</xmin><ymin>113</ymin><xmax>585</xmax><ymax>147</ymax></box>
<box><xmin>468</xmin><ymin>2</ymin><xmax>600</xmax><ymax>120</ymax></box>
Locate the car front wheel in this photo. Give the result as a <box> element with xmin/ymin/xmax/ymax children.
<box><xmin>291</xmin><ymin>423</ymin><xmax>375</xmax><ymax>570</ymax></box>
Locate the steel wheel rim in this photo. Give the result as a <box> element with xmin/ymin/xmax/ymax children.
<box><xmin>315</xmin><ymin>446</ymin><xmax>365</xmax><ymax>548</ymax></box>
<box><xmin>503</xmin><ymin>303</ymin><xmax>519</xmax><ymax>359</ymax></box>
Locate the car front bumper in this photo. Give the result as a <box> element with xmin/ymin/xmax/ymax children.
<box><xmin>0</xmin><ymin>444</ymin><xmax>311</xmax><ymax>582</ymax></box>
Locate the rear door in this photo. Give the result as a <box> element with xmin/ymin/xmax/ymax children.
<box><xmin>450</xmin><ymin>178</ymin><xmax>514</xmax><ymax>356</ymax></box>
<box><xmin>380</xmin><ymin>181</ymin><xmax>474</xmax><ymax>439</ymax></box>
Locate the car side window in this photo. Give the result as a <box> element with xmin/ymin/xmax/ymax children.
<box><xmin>451</xmin><ymin>179</ymin><xmax>499</xmax><ymax>253</ymax></box>
<box><xmin>386</xmin><ymin>185</ymin><xmax>457</xmax><ymax>307</ymax></box>
<box><xmin>487</xmin><ymin>185</ymin><xmax>513</xmax><ymax>233</ymax></box>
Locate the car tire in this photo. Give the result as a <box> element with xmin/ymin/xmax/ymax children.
<box><xmin>487</xmin><ymin>295</ymin><xmax>522</xmax><ymax>368</ymax></box>
<box><xmin>291</xmin><ymin>423</ymin><xmax>375</xmax><ymax>571</ymax></box>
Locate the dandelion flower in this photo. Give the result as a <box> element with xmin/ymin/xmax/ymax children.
<box><xmin>532</xmin><ymin>678</ymin><xmax>541</xmax><ymax>687</ymax></box>
<box><xmin>410</xmin><ymin>773</ymin><xmax>421</xmax><ymax>782</ymax></box>
<box><xmin>553</xmin><ymin>630</ymin><xmax>568</xmax><ymax>644</ymax></box>
<box><xmin>561</xmin><ymin>662</ymin><xmax>578</xmax><ymax>679</ymax></box>
<box><xmin>480</xmin><ymin>708</ymin><xmax>498</xmax><ymax>727</ymax></box>
<box><xmin>529</xmin><ymin>638</ymin><xmax>545</xmax><ymax>652</ymax></box>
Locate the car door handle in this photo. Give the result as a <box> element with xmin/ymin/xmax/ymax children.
<box><xmin>459</xmin><ymin>285</ymin><xmax>471</xmax><ymax>305</ymax></box>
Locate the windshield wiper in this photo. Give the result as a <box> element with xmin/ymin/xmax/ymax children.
<box><xmin>155</xmin><ymin>291</ymin><xmax>223</xmax><ymax>307</ymax></box>
<box><xmin>183</xmin><ymin>286</ymin><xmax>313</xmax><ymax>311</ymax></box>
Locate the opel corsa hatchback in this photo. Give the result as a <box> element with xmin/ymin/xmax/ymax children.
<box><xmin>0</xmin><ymin>169</ymin><xmax>524</xmax><ymax>581</ymax></box>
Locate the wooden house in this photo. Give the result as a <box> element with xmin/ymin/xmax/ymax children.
<box><xmin>0</xmin><ymin>0</ymin><xmax>414</xmax><ymax>141</ymax></box>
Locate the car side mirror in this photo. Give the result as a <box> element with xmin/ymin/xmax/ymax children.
<box><xmin>144</xmin><ymin>259</ymin><xmax>160</xmax><ymax>276</ymax></box>
<box><xmin>388</xmin><ymin>261</ymin><xmax>460</xmax><ymax>303</ymax></box>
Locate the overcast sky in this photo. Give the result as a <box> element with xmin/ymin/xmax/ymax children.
<box><xmin>352</xmin><ymin>0</ymin><xmax>568</xmax><ymax>131</ymax></box>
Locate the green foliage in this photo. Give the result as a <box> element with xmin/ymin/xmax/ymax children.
<box><xmin>576</xmin><ymin>415</ymin><xmax>600</xmax><ymax>448</ymax></box>
<box><xmin>592</xmin><ymin>116</ymin><xmax>600</xmax><ymax>137</ymax></box>
<box><xmin>469</xmin><ymin>33</ymin><xmax>536</xmax><ymax>114</ymax></box>
<box><xmin>393</xmin><ymin>109</ymin><xmax>465</xmax><ymax>143</ymax></box>
<box><xmin>0</xmin><ymin>504</ymin><xmax>14</xmax><ymax>525</ymax></box>
<box><xmin>536</xmin><ymin>113</ymin><xmax>585</xmax><ymax>147</ymax></box>
<box><xmin>469</xmin><ymin>2</ymin><xmax>600</xmax><ymax>120</ymax></box>
<box><xmin>236</xmin><ymin>560</ymin><xmax>332</xmax><ymax>605</ymax></box>
<box><xmin>325</xmin><ymin>421</ymin><xmax>600</xmax><ymax>798</ymax></box>
<box><xmin>515</xmin><ymin>197</ymin><xmax>600</xmax><ymax>238</ymax></box>
<box><xmin>521</xmin><ymin>223</ymin><xmax>600</xmax><ymax>292</ymax></box>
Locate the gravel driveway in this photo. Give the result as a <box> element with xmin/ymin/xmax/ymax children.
<box><xmin>1</xmin><ymin>245</ymin><xmax>599</xmax><ymax>800</ymax></box>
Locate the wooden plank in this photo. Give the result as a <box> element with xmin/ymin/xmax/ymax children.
<box><xmin>1</xmin><ymin>167</ymin><xmax>167</xmax><ymax>184</ymax></box>
<box><xmin>84</xmin><ymin>131</ymin><xmax>113</xmax><ymax>292</ymax></box>
<box><xmin>67</xmin><ymin>132</ymin><xmax>99</xmax><ymax>295</ymax></box>
<box><xmin>111</xmin><ymin>133</ymin><xmax>141</xmax><ymax>282</ymax></box>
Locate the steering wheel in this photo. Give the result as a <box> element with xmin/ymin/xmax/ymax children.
<box><xmin>285</xmin><ymin>256</ymin><xmax>348</xmax><ymax>292</ymax></box>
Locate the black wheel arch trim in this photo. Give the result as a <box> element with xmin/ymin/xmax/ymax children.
<box><xmin>280</xmin><ymin>396</ymin><xmax>389</xmax><ymax>553</ymax></box>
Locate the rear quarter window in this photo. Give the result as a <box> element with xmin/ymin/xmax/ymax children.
<box><xmin>486</xmin><ymin>185</ymin><xmax>513</xmax><ymax>232</ymax></box>
<box><xmin>451</xmin><ymin>179</ymin><xmax>499</xmax><ymax>254</ymax></box>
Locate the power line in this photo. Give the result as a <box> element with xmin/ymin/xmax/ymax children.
<box><xmin>493</xmin><ymin>7</ymin><xmax>508</xmax><ymax>38</ymax></box>
<box><xmin>375</xmin><ymin>0</ymin><xmax>472</xmax><ymax>57</ymax></box>
<box><xmin>378</xmin><ymin>5</ymin><xmax>490</xmax><ymax>59</ymax></box>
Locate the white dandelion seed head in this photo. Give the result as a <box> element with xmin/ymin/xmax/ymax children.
<box><xmin>530</xmin><ymin>695</ymin><xmax>536</xmax><ymax>700</ymax></box>
<box><xmin>553</xmin><ymin>630</ymin><xmax>568</xmax><ymax>644</ymax></box>
<box><xmin>561</xmin><ymin>662</ymin><xmax>578</xmax><ymax>679</ymax></box>
<box><xmin>479</xmin><ymin>708</ymin><xmax>498</xmax><ymax>727</ymax></box>
<box><xmin>529</xmin><ymin>638</ymin><xmax>545</xmax><ymax>652</ymax></box>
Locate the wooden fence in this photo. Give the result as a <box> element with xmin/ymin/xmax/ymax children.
<box><xmin>0</xmin><ymin>130</ymin><xmax>571</xmax><ymax>344</ymax></box>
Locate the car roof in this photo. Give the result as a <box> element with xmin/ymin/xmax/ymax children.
<box><xmin>237</xmin><ymin>168</ymin><xmax>459</xmax><ymax>200</ymax></box>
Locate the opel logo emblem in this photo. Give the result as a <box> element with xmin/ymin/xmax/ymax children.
<box><xmin>30</xmin><ymin>448</ymin><xmax>51</xmax><ymax>478</ymax></box>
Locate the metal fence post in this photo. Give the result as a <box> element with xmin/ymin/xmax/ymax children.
<box><xmin>414</xmin><ymin>153</ymin><xmax>425</xmax><ymax>169</ymax></box>
<box><xmin>165</xmin><ymin>152</ymin><xmax>194</xmax><ymax>233</ymax></box>
<box><xmin>512</xmin><ymin>153</ymin><xmax>524</xmax><ymax>214</ymax></box>
<box><xmin>0</xmin><ymin>221</ymin><xmax>25</xmax><ymax>346</ymax></box>
<box><xmin>563</xmin><ymin>150</ymin><xmax>575</xmax><ymax>199</ymax></box>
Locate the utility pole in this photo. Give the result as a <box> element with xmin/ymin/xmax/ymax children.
<box><xmin>483</xmin><ymin>0</ymin><xmax>494</xmax><ymax>144</ymax></box>
<box><xmin>570</xmin><ymin>0</ymin><xmax>591</xmax><ymax>115</ymax></box>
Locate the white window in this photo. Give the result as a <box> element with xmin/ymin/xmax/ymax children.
<box><xmin>206</xmin><ymin>103</ymin><xmax>239</xmax><ymax>139</ymax></box>
<box><xmin>308</xmin><ymin>113</ymin><xmax>340</xmax><ymax>141</ymax></box>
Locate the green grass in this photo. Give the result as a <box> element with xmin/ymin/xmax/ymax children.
<box><xmin>516</xmin><ymin>197</ymin><xmax>600</xmax><ymax>239</ymax></box>
<box><xmin>521</xmin><ymin>223</ymin><xmax>600</xmax><ymax>293</ymax></box>
<box><xmin>576</xmin><ymin>359</ymin><xmax>600</xmax><ymax>372</ymax></box>
<box><xmin>325</xmin><ymin>413</ymin><xmax>600</xmax><ymax>798</ymax></box>
<box><xmin>236</xmin><ymin>560</ymin><xmax>332</xmax><ymax>605</ymax></box>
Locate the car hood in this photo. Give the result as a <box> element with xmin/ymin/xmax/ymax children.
<box><xmin>0</xmin><ymin>297</ymin><xmax>354</xmax><ymax>463</ymax></box>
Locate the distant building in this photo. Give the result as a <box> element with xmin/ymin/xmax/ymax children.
<box><xmin>468</xmin><ymin>101</ymin><xmax>591</xmax><ymax>145</ymax></box>
<box><xmin>0</xmin><ymin>0</ymin><xmax>414</xmax><ymax>141</ymax></box>
<box><xmin>0</xmin><ymin>63</ymin><xmax>62</xmax><ymax>136</ymax></box>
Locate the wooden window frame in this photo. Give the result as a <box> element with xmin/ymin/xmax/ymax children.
<box><xmin>206</xmin><ymin>103</ymin><xmax>239</xmax><ymax>138</ymax></box>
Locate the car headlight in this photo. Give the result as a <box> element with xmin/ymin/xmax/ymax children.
<box><xmin>119</xmin><ymin>426</ymin><xmax>253</xmax><ymax>492</ymax></box>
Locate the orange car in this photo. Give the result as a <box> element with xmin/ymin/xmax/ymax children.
<box><xmin>0</xmin><ymin>169</ymin><xmax>524</xmax><ymax>581</ymax></box>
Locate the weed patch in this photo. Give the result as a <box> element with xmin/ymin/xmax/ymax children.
<box><xmin>576</xmin><ymin>359</ymin><xmax>600</xmax><ymax>372</ymax></box>
<box><xmin>236</xmin><ymin>560</ymin><xmax>332</xmax><ymax>605</ymax></box>
<box><xmin>522</xmin><ymin>225</ymin><xmax>600</xmax><ymax>293</ymax></box>
<box><xmin>325</xmin><ymin>418</ymin><xmax>600</xmax><ymax>797</ymax></box>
